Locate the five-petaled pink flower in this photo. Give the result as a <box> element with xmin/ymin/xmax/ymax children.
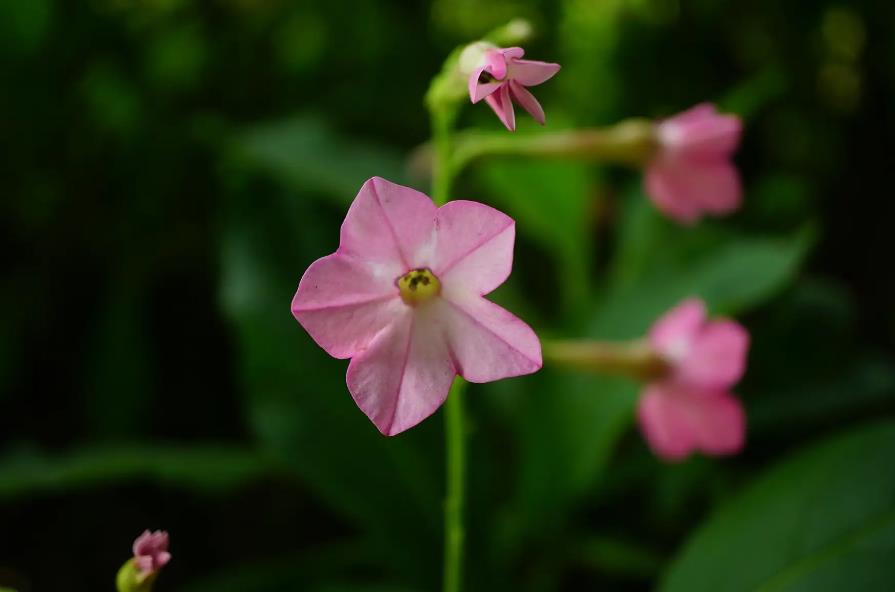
<box><xmin>291</xmin><ymin>177</ymin><xmax>542</xmax><ymax>436</ymax></box>
<box><xmin>644</xmin><ymin>103</ymin><xmax>743</xmax><ymax>224</ymax></box>
<box><xmin>467</xmin><ymin>46</ymin><xmax>560</xmax><ymax>131</ymax></box>
<box><xmin>133</xmin><ymin>530</ymin><xmax>171</xmax><ymax>579</ymax></box>
<box><xmin>637</xmin><ymin>299</ymin><xmax>749</xmax><ymax>461</ymax></box>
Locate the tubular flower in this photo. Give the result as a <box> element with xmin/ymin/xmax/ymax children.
<box><xmin>644</xmin><ymin>103</ymin><xmax>743</xmax><ymax>224</ymax></box>
<box><xmin>466</xmin><ymin>46</ymin><xmax>560</xmax><ymax>131</ymax></box>
<box><xmin>637</xmin><ymin>299</ymin><xmax>749</xmax><ymax>461</ymax></box>
<box><xmin>291</xmin><ymin>177</ymin><xmax>542</xmax><ymax>436</ymax></box>
<box><xmin>133</xmin><ymin>530</ymin><xmax>171</xmax><ymax>580</ymax></box>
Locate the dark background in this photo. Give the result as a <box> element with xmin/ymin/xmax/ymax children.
<box><xmin>2</xmin><ymin>0</ymin><xmax>894</xmax><ymax>590</ymax></box>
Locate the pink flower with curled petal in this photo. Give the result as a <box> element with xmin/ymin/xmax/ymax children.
<box><xmin>467</xmin><ymin>46</ymin><xmax>560</xmax><ymax>131</ymax></box>
<box><xmin>291</xmin><ymin>177</ymin><xmax>542</xmax><ymax>436</ymax></box>
<box><xmin>133</xmin><ymin>530</ymin><xmax>171</xmax><ymax>579</ymax></box>
<box><xmin>644</xmin><ymin>103</ymin><xmax>743</xmax><ymax>224</ymax></box>
<box><xmin>637</xmin><ymin>298</ymin><xmax>749</xmax><ymax>461</ymax></box>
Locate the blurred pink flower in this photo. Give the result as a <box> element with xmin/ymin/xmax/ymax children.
<box><xmin>644</xmin><ymin>103</ymin><xmax>743</xmax><ymax>224</ymax></box>
<box><xmin>133</xmin><ymin>530</ymin><xmax>170</xmax><ymax>579</ymax></box>
<box><xmin>467</xmin><ymin>47</ymin><xmax>560</xmax><ymax>131</ymax></box>
<box><xmin>637</xmin><ymin>299</ymin><xmax>749</xmax><ymax>461</ymax></box>
<box><xmin>291</xmin><ymin>177</ymin><xmax>542</xmax><ymax>436</ymax></box>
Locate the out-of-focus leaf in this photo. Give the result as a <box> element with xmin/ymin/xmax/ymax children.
<box><xmin>597</xmin><ymin>203</ymin><xmax>814</xmax><ymax>339</ymax></box>
<box><xmin>477</xmin><ymin>159</ymin><xmax>594</xmax><ymax>313</ymax></box>
<box><xmin>0</xmin><ymin>445</ymin><xmax>279</xmax><ymax>497</ymax></box>
<box><xmin>660</xmin><ymin>420</ymin><xmax>895</xmax><ymax>592</ymax></box>
<box><xmin>84</xmin><ymin>277</ymin><xmax>153</xmax><ymax>437</ymax></box>
<box><xmin>0</xmin><ymin>0</ymin><xmax>50</xmax><ymax>56</ymax></box>
<box><xmin>493</xmin><ymin>371</ymin><xmax>636</xmax><ymax>561</ymax></box>
<box><xmin>233</xmin><ymin>115</ymin><xmax>406</xmax><ymax>205</ymax></box>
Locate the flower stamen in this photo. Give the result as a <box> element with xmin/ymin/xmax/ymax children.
<box><xmin>397</xmin><ymin>268</ymin><xmax>441</xmax><ymax>306</ymax></box>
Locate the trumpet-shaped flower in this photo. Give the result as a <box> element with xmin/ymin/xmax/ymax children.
<box><xmin>466</xmin><ymin>46</ymin><xmax>560</xmax><ymax>131</ymax></box>
<box><xmin>637</xmin><ymin>299</ymin><xmax>749</xmax><ymax>460</ymax></box>
<box><xmin>292</xmin><ymin>177</ymin><xmax>542</xmax><ymax>436</ymax></box>
<box><xmin>644</xmin><ymin>103</ymin><xmax>743</xmax><ymax>224</ymax></box>
<box><xmin>133</xmin><ymin>530</ymin><xmax>171</xmax><ymax>579</ymax></box>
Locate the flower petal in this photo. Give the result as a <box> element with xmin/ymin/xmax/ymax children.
<box><xmin>292</xmin><ymin>252</ymin><xmax>403</xmax><ymax>359</ymax></box>
<box><xmin>678</xmin><ymin>319</ymin><xmax>749</xmax><ymax>389</ymax></box>
<box><xmin>501</xmin><ymin>47</ymin><xmax>525</xmax><ymax>60</ymax></box>
<box><xmin>432</xmin><ymin>200</ymin><xmax>515</xmax><ymax>296</ymax></box>
<box><xmin>509</xmin><ymin>81</ymin><xmax>546</xmax><ymax>125</ymax></box>
<box><xmin>508</xmin><ymin>59</ymin><xmax>560</xmax><ymax>87</ymax></box>
<box><xmin>638</xmin><ymin>384</ymin><xmax>697</xmax><ymax>460</ymax></box>
<box><xmin>340</xmin><ymin>177</ymin><xmax>437</xmax><ymax>270</ymax></box>
<box><xmin>439</xmin><ymin>296</ymin><xmax>541</xmax><ymax>383</ymax></box>
<box><xmin>484</xmin><ymin>49</ymin><xmax>508</xmax><ymax>80</ymax></box>
<box><xmin>649</xmin><ymin>298</ymin><xmax>706</xmax><ymax>362</ymax></box>
<box><xmin>638</xmin><ymin>384</ymin><xmax>745</xmax><ymax>460</ymax></box>
<box><xmin>485</xmin><ymin>84</ymin><xmax>516</xmax><ymax>131</ymax></box>
<box><xmin>346</xmin><ymin>308</ymin><xmax>456</xmax><ymax>436</ymax></box>
<box><xmin>469</xmin><ymin>66</ymin><xmax>503</xmax><ymax>104</ymax></box>
<box><xmin>644</xmin><ymin>159</ymin><xmax>742</xmax><ymax>223</ymax></box>
<box><xmin>691</xmin><ymin>390</ymin><xmax>746</xmax><ymax>456</ymax></box>
<box><xmin>659</xmin><ymin>103</ymin><xmax>742</xmax><ymax>158</ymax></box>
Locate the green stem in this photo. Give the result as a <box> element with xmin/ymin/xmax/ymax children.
<box><xmin>431</xmin><ymin>107</ymin><xmax>458</xmax><ymax>207</ymax></box>
<box><xmin>442</xmin><ymin>378</ymin><xmax>467</xmax><ymax>592</ymax></box>
<box><xmin>542</xmin><ymin>338</ymin><xmax>668</xmax><ymax>381</ymax></box>
<box><xmin>431</xmin><ymin>104</ymin><xmax>466</xmax><ymax>592</ymax></box>
<box><xmin>448</xmin><ymin>118</ymin><xmax>657</xmax><ymax>176</ymax></box>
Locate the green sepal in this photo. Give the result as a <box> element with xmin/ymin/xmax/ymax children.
<box><xmin>116</xmin><ymin>558</ymin><xmax>158</xmax><ymax>592</ymax></box>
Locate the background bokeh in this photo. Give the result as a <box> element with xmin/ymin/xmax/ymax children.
<box><xmin>2</xmin><ymin>0</ymin><xmax>894</xmax><ymax>590</ymax></box>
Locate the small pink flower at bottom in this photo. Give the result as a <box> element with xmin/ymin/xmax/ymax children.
<box><xmin>291</xmin><ymin>177</ymin><xmax>542</xmax><ymax>436</ymax></box>
<box><xmin>133</xmin><ymin>530</ymin><xmax>171</xmax><ymax>579</ymax></box>
<box><xmin>644</xmin><ymin>103</ymin><xmax>743</xmax><ymax>224</ymax></box>
<box><xmin>466</xmin><ymin>46</ymin><xmax>560</xmax><ymax>131</ymax></box>
<box><xmin>637</xmin><ymin>299</ymin><xmax>749</xmax><ymax>460</ymax></box>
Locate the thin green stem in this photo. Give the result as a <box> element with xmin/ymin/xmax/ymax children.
<box><xmin>442</xmin><ymin>378</ymin><xmax>467</xmax><ymax>592</ymax></box>
<box><xmin>431</xmin><ymin>107</ymin><xmax>458</xmax><ymax>207</ymax></box>
<box><xmin>431</xmin><ymin>104</ymin><xmax>466</xmax><ymax>592</ymax></box>
<box><xmin>448</xmin><ymin>118</ymin><xmax>657</xmax><ymax>176</ymax></box>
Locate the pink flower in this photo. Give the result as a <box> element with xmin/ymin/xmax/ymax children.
<box><xmin>644</xmin><ymin>103</ymin><xmax>743</xmax><ymax>224</ymax></box>
<box><xmin>467</xmin><ymin>46</ymin><xmax>560</xmax><ymax>131</ymax></box>
<box><xmin>291</xmin><ymin>177</ymin><xmax>542</xmax><ymax>436</ymax></box>
<box><xmin>133</xmin><ymin>530</ymin><xmax>171</xmax><ymax>579</ymax></box>
<box><xmin>637</xmin><ymin>299</ymin><xmax>749</xmax><ymax>461</ymax></box>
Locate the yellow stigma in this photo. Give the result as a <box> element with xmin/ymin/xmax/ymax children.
<box><xmin>397</xmin><ymin>268</ymin><xmax>441</xmax><ymax>306</ymax></box>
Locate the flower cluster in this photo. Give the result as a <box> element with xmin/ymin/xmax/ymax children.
<box><xmin>291</xmin><ymin>39</ymin><xmax>751</xmax><ymax>463</ymax></box>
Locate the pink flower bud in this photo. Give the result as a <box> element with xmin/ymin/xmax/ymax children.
<box><xmin>132</xmin><ymin>530</ymin><xmax>171</xmax><ymax>579</ymax></box>
<box><xmin>644</xmin><ymin>103</ymin><xmax>743</xmax><ymax>224</ymax></box>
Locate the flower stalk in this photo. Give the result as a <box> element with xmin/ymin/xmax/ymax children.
<box><xmin>542</xmin><ymin>338</ymin><xmax>668</xmax><ymax>381</ymax></box>
<box><xmin>450</xmin><ymin>118</ymin><xmax>657</xmax><ymax>173</ymax></box>
<box><xmin>430</xmin><ymin>81</ymin><xmax>466</xmax><ymax>592</ymax></box>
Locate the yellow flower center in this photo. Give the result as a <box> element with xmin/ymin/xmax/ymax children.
<box><xmin>397</xmin><ymin>268</ymin><xmax>441</xmax><ymax>306</ymax></box>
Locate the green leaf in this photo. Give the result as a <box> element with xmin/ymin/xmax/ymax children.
<box><xmin>595</xmin><ymin>203</ymin><xmax>814</xmax><ymax>339</ymax></box>
<box><xmin>0</xmin><ymin>445</ymin><xmax>279</xmax><ymax>498</ymax></box>
<box><xmin>660</xmin><ymin>421</ymin><xmax>895</xmax><ymax>592</ymax></box>
<box><xmin>233</xmin><ymin>115</ymin><xmax>406</xmax><ymax>205</ymax></box>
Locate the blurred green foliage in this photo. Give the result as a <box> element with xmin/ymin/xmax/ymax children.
<box><xmin>2</xmin><ymin>0</ymin><xmax>894</xmax><ymax>590</ymax></box>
